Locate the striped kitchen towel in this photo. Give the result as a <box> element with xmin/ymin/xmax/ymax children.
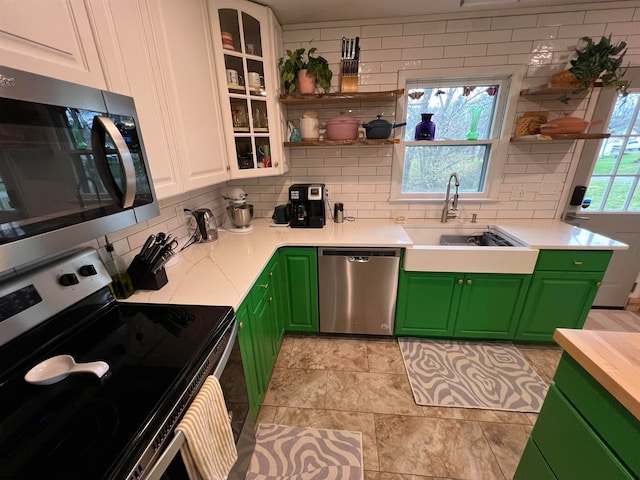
<box><xmin>176</xmin><ymin>376</ymin><xmax>238</xmax><ymax>480</ymax></box>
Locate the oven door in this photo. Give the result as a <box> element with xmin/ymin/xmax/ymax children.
<box><xmin>143</xmin><ymin>322</ymin><xmax>255</xmax><ymax>480</ymax></box>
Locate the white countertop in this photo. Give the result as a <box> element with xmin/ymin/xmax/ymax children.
<box><xmin>124</xmin><ymin>218</ymin><xmax>627</xmax><ymax>309</ymax></box>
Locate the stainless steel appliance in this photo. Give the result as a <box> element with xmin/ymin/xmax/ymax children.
<box><xmin>289</xmin><ymin>184</ymin><xmax>325</xmax><ymax>228</ymax></box>
<box><xmin>0</xmin><ymin>248</ymin><xmax>254</xmax><ymax>480</ymax></box>
<box><xmin>223</xmin><ymin>188</ymin><xmax>254</xmax><ymax>233</ymax></box>
<box><xmin>0</xmin><ymin>66</ymin><xmax>159</xmax><ymax>272</ymax></box>
<box><xmin>318</xmin><ymin>247</ymin><xmax>401</xmax><ymax>335</ymax></box>
<box><xmin>187</xmin><ymin>208</ymin><xmax>219</xmax><ymax>242</ymax></box>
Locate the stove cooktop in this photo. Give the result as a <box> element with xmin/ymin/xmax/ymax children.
<box><xmin>0</xmin><ymin>288</ymin><xmax>234</xmax><ymax>480</ymax></box>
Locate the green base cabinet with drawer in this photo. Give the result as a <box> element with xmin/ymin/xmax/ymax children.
<box><xmin>280</xmin><ymin>247</ymin><xmax>319</xmax><ymax>333</ymax></box>
<box><xmin>395</xmin><ymin>269</ymin><xmax>530</xmax><ymax>339</ymax></box>
<box><xmin>514</xmin><ymin>353</ymin><xmax>640</xmax><ymax>479</ymax></box>
<box><xmin>237</xmin><ymin>251</ymin><xmax>284</xmax><ymax>418</ymax></box>
<box><xmin>514</xmin><ymin>250</ymin><xmax>612</xmax><ymax>342</ymax></box>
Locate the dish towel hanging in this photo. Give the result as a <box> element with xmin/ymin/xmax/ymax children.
<box><xmin>176</xmin><ymin>376</ymin><xmax>238</xmax><ymax>480</ymax></box>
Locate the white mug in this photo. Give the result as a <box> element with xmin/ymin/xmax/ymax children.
<box><xmin>247</xmin><ymin>72</ymin><xmax>262</xmax><ymax>89</ymax></box>
<box><xmin>226</xmin><ymin>69</ymin><xmax>239</xmax><ymax>85</ymax></box>
<box><xmin>300</xmin><ymin>117</ymin><xmax>319</xmax><ymax>140</ymax></box>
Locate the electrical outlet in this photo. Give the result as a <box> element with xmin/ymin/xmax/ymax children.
<box><xmin>175</xmin><ymin>205</ymin><xmax>187</xmax><ymax>225</ymax></box>
<box><xmin>511</xmin><ymin>188</ymin><xmax>526</xmax><ymax>200</ymax></box>
<box><xmin>324</xmin><ymin>187</ymin><xmax>330</xmax><ymax>203</ymax></box>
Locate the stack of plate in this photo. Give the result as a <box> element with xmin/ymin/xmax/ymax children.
<box><xmin>221</xmin><ymin>32</ymin><xmax>235</xmax><ymax>51</ymax></box>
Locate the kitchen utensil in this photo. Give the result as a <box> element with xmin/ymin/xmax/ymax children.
<box><xmin>226</xmin><ymin>204</ymin><xmax>254</xmax><ymax>228</ymax></box>
<box><xmin>139</xmin><ymin>234</ymin><xmax>156</xmax><ymax>260</ymax></box>
<box><xmin>334</xmin><ymin>203</ymin><xmax>344</xmax><ymax>223</ymax></box>
<box><xmin>247</xmin><ymin>72</ymin><xmax>262</xmax><ymax>89</ymax></box>
<box><xmin>189</xmin><ymin>208</ymin><xmax>218</xmax><ymax>242</ymax></box>
<box><xmin>272</xmin><ymin>204</ymin><xmax>290</xmax><ymax>224</ymax></box>
<box><xmin>323</xmin><ymin>114</ymin><xmax>362</xmax><ymax>140</ymax></box>
<box><xmin>25</xmin><ymin>354</ymin><xmax>109</xmax><ymax>385</ymax></box>
<box><xmin>539</xmin><ymin>115</ymin><xmax>593</xmax><ymax>134</ymax></box>
<box><xmin>362</xmin><ymin>115</ymin><xmax>407</xmax><ymax>139</ymax></box>
<box><xmin>300</xmin><ymin>117</ymin><xmax>320</xmax><ymax>140</ymax></box>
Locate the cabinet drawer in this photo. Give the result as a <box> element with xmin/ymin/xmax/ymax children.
<box><xmin>535</xmin><ymin>250</ymin><xmax>612</xmax><ymax>272</ymax></box>
<box><xmin>250</xmin><ymin>267</ymin><xmax>272</xmax><ymax>305</ymax></box>
<box><xmin>554</xmin><ymin>354</ymin><xmax>640</xmax><ymax>477</ymax></box>
<box><xmin>514</xmin><ymin>439</ymin><xmax>556</xmax><ymax>480</ymax></box>
<box><xmin>533</xmin><ymin>385</ymin><xmax>633</xmax><ymax>480</ymax></box>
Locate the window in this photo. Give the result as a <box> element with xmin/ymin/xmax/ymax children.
<box><xmin>391</xmin><ymin>66</ymin><xmax>524</xmax><ymax>201</ymax></box>
<box><xmin>587</xmin><ymin>91</ymin><xmax>640</xmax><ymax>211</ymax></box>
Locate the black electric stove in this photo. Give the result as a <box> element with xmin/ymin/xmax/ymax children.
<box><xmin>0</xmin><ymin>248</ymin><xmax>236</xmax><ymax>480</ymax></box>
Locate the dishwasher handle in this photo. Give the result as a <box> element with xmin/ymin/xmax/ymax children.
<box><xmin>349</xmin><ymin>256</ymin><xmax>370</xmax><ymax>262</ymax></box>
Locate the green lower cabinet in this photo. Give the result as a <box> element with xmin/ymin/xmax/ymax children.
<box><xmin>236</xmin><ymin>300</ymin><xmax>262</xmax><ymax>417</ymax></box>
<box><xmin>514</xmin><ymin>439</ymin><xmax>557</xmax><ymax>480</ymax></box>
<box><xmin>395</xmin><ymin>271</ymin><xmax>461</xmax><ymax>336</ymax></box>
<box><xmin>514</xmin><ymin>271</ymin><xmax>602</xmax><ymax>342</ymax></box>
<box><xmin>280</xmin><ymin>247</ymin><xmax>319</xmax><ymax>332</ymax></box>
<box><xmin>515</xmin><ymin>354</ymin><xmax>640</xmax><ymax>479</ymax></box>
<box><xmin>454</xmin><ymin>274</ymin><xmax>530</xmax><ymax>339</ymax></box>
<box><xmin>395</xmin><ymin>270</ymin><xmax>530</xmax><ymax>339</ymax></box>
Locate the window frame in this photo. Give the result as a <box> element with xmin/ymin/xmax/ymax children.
<box><xmin>390</xmin><ymin>65</ymin><xmax>525</xmax><ymax>202</ymax></box>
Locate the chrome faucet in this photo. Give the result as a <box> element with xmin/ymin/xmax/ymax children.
<box><xmin>441</xmin><ymin>172</ymin><xmax>460</xmax><ymax>223</ymax></box>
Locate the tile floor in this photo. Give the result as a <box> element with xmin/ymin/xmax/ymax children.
<box><xmin>255</xmin><ymin>335</ymin><xmax>563</xmax><ymax>480</ymax></box>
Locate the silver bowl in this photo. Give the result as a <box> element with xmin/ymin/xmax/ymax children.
<box><xmin>226</xmin><ymin>204</ymin><xmax>253</xmax><ymax>228</ymax></box>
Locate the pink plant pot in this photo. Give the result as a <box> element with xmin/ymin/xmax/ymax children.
<box><xmin>297</xmin><ymin>69</ymin><xmax>316</xmax><ymax>94</ymax></box>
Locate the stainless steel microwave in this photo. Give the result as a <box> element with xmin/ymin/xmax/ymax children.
<box><xmin>0</xmin><ymin>66</ymin><xmax>159</xmax><ymax>272</ymax></box>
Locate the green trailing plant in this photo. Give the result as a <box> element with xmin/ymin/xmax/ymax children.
<box><xmin>278</xmin><ymin>47</ymin><xmax>333</xmax><ymax>94</ymax></box>
<box><xmin>558</xmin><ymin>34</ymin><xmax>629</xmax><ymax>104</ymax></box>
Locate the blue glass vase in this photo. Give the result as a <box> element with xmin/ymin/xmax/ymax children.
<box><xmin>415</xmin><ymin>113</ymin><xmax>435</xmax><ymax>141</ymax></box>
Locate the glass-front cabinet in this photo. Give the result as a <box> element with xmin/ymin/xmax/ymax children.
<box><xmin>208</xmin><ymin>0</ymin><xmax>287</xmax><ymax>179</ymax></box>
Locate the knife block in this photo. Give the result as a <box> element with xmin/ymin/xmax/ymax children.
<box><xmin>127</xmin><ymin>255</ymin><xmax>169</xmax><ymax>291</ymax></box>
<box><xmin>340</xmin><ymin>61</ymin><xmax>358</xmax><ymax>93</ymax></box>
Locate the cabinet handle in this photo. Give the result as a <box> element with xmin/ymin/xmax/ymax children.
<box><xmin>260</xmin><ymin>283</ymin><xmax>269</xmax><ymax>289</ymax></box>
<box><xmin>274</xmin><ymin>162</ymin><xmax>279</xmax><ymax>167</ymax></box>
<box><xmin>226</xmin><ymin>165</ymin><xmax>231</xmax><ymax>171</ymax></box>
<box><xmin>269</xmin><ymin>272</ymin><xmax>273</xmax><ymax>277</ymax></box>
<box><xmin>458</xmin><ymin>279</ymin><xmax>463</xmax><ymax>284</ymax></box>
<box><xmin>466</xmin><ymin>279</ymin><xmax>472</xmax><ymax>285</ymax></box>
<box><xmin>269</xmin><ymin>296</ymin><xmax>273</xmax><ymax>302</ymax></box>
<box><xmin>574</xmin><ymin>261</ymin><xmax>583</xmax><ymax>265</ymax></box>
<box><xmin>239</xmin><ymin>321</ymin><xmax>244</xmax><ymax>329</ymax></box>
<box><xmin>596</xmin><ymin>281</ymin><xmax>602</xmax><ymax>287</ymax></box>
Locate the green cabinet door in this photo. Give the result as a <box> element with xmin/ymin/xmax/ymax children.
<box><xmin>454</xmin><ymin>274</ymin><xmax>530</xmax><ymax>339</ymax></box>
<box><xmin>395</xmin><ymin>270</ymin><xmax>461</xmax><ymax>337</ymax></box>
<box><xmin>251</xmin><ymin>292</ymin><xmax>275</xmax><ymax>394</ymax></box>
<box><xmin>268</xmin><ymin>251</ymin><xmax>285</xmax><ymax>347</ymax></box>
<box><xmin>514</xmin><ymin>271</ymin><xmax>602</xmax><ymax>342</ymax></box>
<box><xmin>236</xmin><ymin>300</ymin><xmax>262</xmax><ymax>417</ymax></box>
<box><xmin>280</xmin><ymin>247</ymin><xmax>319</xmax><ymax>332</ymax></box>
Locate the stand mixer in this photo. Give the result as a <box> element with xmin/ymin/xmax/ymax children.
<box><xmin>223</xmin><ymin>187</ymin><xmax>254</xmax><ymax>233</ymax></box>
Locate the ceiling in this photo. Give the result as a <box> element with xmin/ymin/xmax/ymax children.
<box><xmin>255</xmin><ymin>0</ymin><xmax>622</xmax><ymax>26</ymax></box>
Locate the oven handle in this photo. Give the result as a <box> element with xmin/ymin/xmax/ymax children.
<box><xmin>143</xmin><ymin>320</ymin><xmax>238</xmax><ymax>480</ymax></box>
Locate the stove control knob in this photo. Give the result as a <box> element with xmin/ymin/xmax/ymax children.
<box><xmin>79</xmin><ymin>265</ymin><xmax>98</xmax><ymax>276</ymax></box>
<box><xmin>59</xmin><ymin>273</ymin><xmax>79</xmax><ymax>286</ymax></box>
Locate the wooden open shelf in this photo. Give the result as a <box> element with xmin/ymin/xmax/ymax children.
<box><xmin>510</xmin><ymin>133</ymin><xmax>610</xmax><ymax>143</ymax></box>
<box><xmin>284</xmin><ymin>138</ymin><xmax>399</xmax><ymax>147</ymax></box>
<box><xmin>280</xmin><ymin>89</ymin><xmax>404</xmax><ymax>105</ymax></box>
<box><xmin>520</xmin><ymin>81</ymin><xmax>627</xmax><ymax>97</ymax></box>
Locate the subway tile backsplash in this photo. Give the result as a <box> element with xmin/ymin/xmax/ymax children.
<box><xmin>98</xmin><ymin>3</ymin><xmax>639</xmax><ymax>261</ymax></box>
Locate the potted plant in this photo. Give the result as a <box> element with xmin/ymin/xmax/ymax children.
<box><xmin>278</xmin><ymin>47</ymin><xmax>332</xmax><ymax>95</ymax></box>
<box><xmin>552</xmin><ymin>34</ymin><xmax>629</xmax><ymax>104</ymax></box>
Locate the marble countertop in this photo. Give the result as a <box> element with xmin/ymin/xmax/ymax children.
<box><xmin>554</xmin><ymin>328</ymin><xmax>640</xmax><ymax>421</ymax></box>
<box><xmin>125</xmin><ymin>218</ymin><xmax>626</xmax><ymax>310</ymax></box>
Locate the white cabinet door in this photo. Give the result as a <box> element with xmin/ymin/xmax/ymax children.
<box><xmin>208</xmin><ymin>0</ymin><xmax>288</xmax><ymax>179</ymax></box>
<box><xmin>93</xmin><ymin>0</ymin><xmax>230</xmax><ymax>200</ymax></box>
<box><xmin>0</xmin><ymin>0</ymin><xmax>106</xmax><ymax>88</ymax></box>
<box><xmin>146</xmin><ymin>0</ymin><xmax>230</xmax><ymax>192</ymax></box>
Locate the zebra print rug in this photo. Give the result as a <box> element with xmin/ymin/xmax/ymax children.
<box><xmin>246</xmin><ymin>424</ymin><xmax>363</xmax><ymax>480</ymax></box>
<box><xmin>399</xmin><ymin>338</ymin><xmax>548</xmax><ymax>413</ymax></box>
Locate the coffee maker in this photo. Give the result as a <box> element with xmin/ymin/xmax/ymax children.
<box><xmin>289</xmin><ymin>184</ymin><xmax>325</xmax><ymax>228</ymax></box>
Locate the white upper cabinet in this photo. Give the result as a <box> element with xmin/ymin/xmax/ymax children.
<box><xmin>0</xmin><ymin>0</ymin><xmax>107</xmax><ymax>88</ymax></box>
<box><xmin>208</xmin><ymin>0</ymin><xmax>289</xmax><ymax>179</ymax></box>
<box><xmin>92</xmin><ymin>0</ymin><xmax>230</xmax><ymax>199</ymax></box>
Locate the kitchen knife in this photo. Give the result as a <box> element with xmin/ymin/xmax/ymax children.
<box><xmin>139</xmin><ymin>234</ymin><xmax>156</xmax><ymax>260</ymax></box>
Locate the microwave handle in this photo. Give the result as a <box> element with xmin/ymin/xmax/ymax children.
<box><xmin>91</xmin><ymin>116</ymin><xmax>136</xmax><ymax>208</ymax></box>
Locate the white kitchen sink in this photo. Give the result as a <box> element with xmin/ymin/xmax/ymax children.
<box><xmin>402</xmin><ymin>225</ymin><xmax>539</xmax><ymax>274</ymax></box>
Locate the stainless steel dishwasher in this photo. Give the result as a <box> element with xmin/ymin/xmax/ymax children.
<box><xmin>318</xmin><ymin>247</ymin><xmax>401</xmax><ymax>335</ymax></box>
